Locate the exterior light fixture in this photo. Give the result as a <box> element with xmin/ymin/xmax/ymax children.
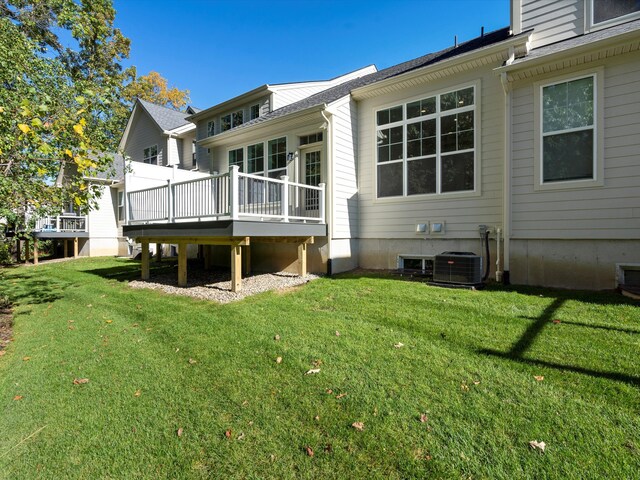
<box><xmin>287</xmin><ymin>152</ymin><xmax>295</xmax><ymax>161</ymax></box>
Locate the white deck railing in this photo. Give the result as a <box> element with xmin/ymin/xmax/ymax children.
<box><xmin>34</xmin><ymin>215</ymin><xmax>88</xmax><ymax>232</ymax></box>
<box><xmin>126</xmin><ymin>166</ymin><xmax>325</xmax><ymax>224</ymax></box>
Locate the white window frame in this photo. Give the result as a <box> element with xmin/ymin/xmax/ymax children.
<box><xmin>226</xmin><ymin>136</ymin><xmax>289</xmax><ymax>178</ymax></box>
<box><xmin>250</xmin><ymin>104</ymin><xmax>260</xmax><ymax>120</ymax></box>
<box><xmin>373</xmin><ymin>80</ymin><xmax>481</xmax><ymax>202</ymax></box>
<box><xmin>117</xmin><ymin>191</ymin><xmax>125</xmax><ymax>222</ymax></box>
<box><xmin>143</xmin><ymin>145</ymin><xmax>158</xmax><ymax>165</ymax></box>
<box><xmin>221</xmin><ymin>109</ymin><xmax>244</xmax><ymax>132</ymax></box>
<box><xmin>586</xmin><ymin>0</ymin><xmax>640</xmax><ymax>32</ymax></box>
<box><xmin>533</xmin><ymin>68</ymin><xmax>604</xmax><ymax>191</ymax></box>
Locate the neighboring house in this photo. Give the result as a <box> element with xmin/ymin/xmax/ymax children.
<box><xmin>120</xmin><ymin>0</ymin><xmax>640</xmax><ymax>291</ymax></box>
<box><xmin>33</xmin><ymin>154</ymin><xmax>126</xmax><ymax>258</ymax></box>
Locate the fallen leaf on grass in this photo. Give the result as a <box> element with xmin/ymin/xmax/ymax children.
<box><xmin>335</xmin><ymin>393</ymin><xmax>347</xmax><ymax>399</ymax></box>
<box><xmin>22</xmin><ymin>356</ymin><xmax>31</xmax><ymax>361</ymax></box>
<box><xmin>13</xmin><ymin>395</ymin><xmax>23</xmax><ymax>401</ymax></box>
<box><xmin>461</xmin><ymin>383</ymin><xmax>469</xmax><ymax>392</ymax></box>
<box><xmin>68</xmin><ymin>326</ymin><xmax>75</xmax><ymax>330</ymax></box>
<box><xmin>325</xmin><ymin>389</ymin><xmax>333</xmax><ymax>394</ymax></box>
<box><xmin>276</xmin><ymin>356</ymin><xmax>282</xmax><ymax>364</ymax></box>
<box><xmin>394</xmin><ymin>342</ymin><xmax>404</xmax><ymax>348</ymax></box>
<box><xmin>225</xmin><ymin>430</ymin><xmax>232</xmax><ymax>439</ymax></box>
<box><xmin>177</xmin><ymin>428</ymin><xmax>183</xmax><ymax>437</ymax></box>
<box><xmin>0</xmin><ymin>351</ymin><xmax>5</xmax><ymax>357</ymax></box>
<box><xmin>534</xmin><ymin>375</ymin><xmax>544</xmax><ymax>382</ymax></box>
<box><xmin>529</xmin><ymin>440</ymin><xmax>546</xmax><ymax>452</ymax></box>
<box><xmin>237</xmin><ymin>432</ymin><xmax>245</xmax><ymax>441</ymax></box>
<box><xmin>188</xmin><ymin>358</ymin><xmax>197</xmax><ymax>365</ymax></box>
<box><xmin>314</xmin><ymin>415</ymin><xmax>320</xmax><ymax>421</ymax></box>
<box><xmin>305</xmin><ymin>368</ymin><xmax>320</xmax><ymax>375</ymax></box>
<box><xmin>473</xmin><ymin>380</ymin><xmax>481</xmax><ymax>385</ymax></box>
<box><xmin>351</xmin><ymin>422</ymin><xmax>365</xmax><ymax>431</ymax></box>
<box><xmin>419</xmin><ymin>414</ymin><xmax>428</xmax><ymax>423</ymax></box>
<box><xmin>274</xmin><ymin>334</ymin><xmax>281</xmax><ymax>341</ymax></box>
<box><xmin>134</xmin><ymin>389</ymin><xmax>141</xmax><ymax>397</ymax></box>
<box><xmin>73</xmin><ymin>378</ymin><xmax>89</xmax><ymax>385</ymax></box>
<box><xmin>305</xmin><ymin>446</ymin><xmax>314</xmax><ymax>457</ymax></box>
<box><xmin>132</xmin><ymin>323</ymin><xmax>139</xmax><ymax>327</ymax></box>
<box><xmin>86</xmin><ymin>304</ymin><xmax>92</xmax><ymax>308</ymax></box>
<box><xmin>312</xmin><ymin>359</ymin><xmax>322</xmax><ymax>367</ymax></box>
<box><xmin>105</xmin><ymin>320</ymin><xmax>112</xmax><ymax>324</ymax></box>
<box><xmin>335</xmin><ymin>331</ymin><xmax>340</xmax><ymax>337</ymax></box>
<box><xmin>552</xmin><ymin>319</ymin><xmax>561</xmax><ymax>324</ymax></box>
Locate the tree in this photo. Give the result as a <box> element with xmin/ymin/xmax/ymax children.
<box><xmin>0</xmin><ymin>0</ymin><xmax>130</xmax><ymax>227</ymax></box>
<box><xmin>122</xmin><ymin>69</ymin><xmax>190</xmax><ymax>111</ymax></box>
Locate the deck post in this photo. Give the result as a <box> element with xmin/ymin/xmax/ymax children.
<box><xmin>231</xmin><ymin>244</ymin><xmax>242</xmax><ymax>292</ymax></box>
<box><xmin>230</xmin><ymin>165</ymin><xmax>240</xmax><ymax>220</ymax></box>
<box><xmin>297</xmin><ymin>242</ymin><xmax>308</xmax><ymax>277</ymax></box>
<box><xmin>24</xmin><ymin>239</ymin><xmax>30</xmax><ymax>263</ymax></box>
<box><xmin>155</xmin><ymin>243</ymin><xmax>162</xmax><ymax>263</ymax></box>
<box><xmin>178</xmin><ymin>242</ymin><xmax>187</xmax><ymax>287</ymax></box>
<box><xmin>281</xmin><ymin>175</ymin><xmax>289</xmax><ymax>222</ymax></box>
<box><xmin>141</xmin><ymin>240</ymin><xmax>150</xmax><ymax>280</ymax></box>
<box><xmin>319</xmin><ymin>183</ymin><xmax>326</xmax><ymax>223</ymax></box>
<box><xmin>73</xmin><ymin>237</ymin><xmax>78</xmax><ymax>258</ymax></box>
<box><xmin>33</xmin><ymin>239</ymin><xmax>38</xmax><ymax>265</ymax></box>
<box><xmin>63</xmin><ymin>239</ymin><xmax>68</xmax><ymax>258</ymax></box>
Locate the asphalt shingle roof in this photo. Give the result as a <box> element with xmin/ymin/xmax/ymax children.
<box><xmin>138</xmin><ymin>99</ymin><xmax>192</xmax><ymax>131</ymax></box>
<box><xmin>229</xmin><ymin>27</ymin><xmax>512</xmax><ymax>133</ymax></box>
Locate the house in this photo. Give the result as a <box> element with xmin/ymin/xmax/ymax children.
<box><xmin>120</xmin><ymin>0</ymin><xmax>640</xmax><ymax>291</ymax></box>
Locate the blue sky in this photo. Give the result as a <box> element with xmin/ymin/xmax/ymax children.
<box><xmin>113</xmin><ymin>0</ymin><xmax>510</xmax><ymax>109</ymax></box>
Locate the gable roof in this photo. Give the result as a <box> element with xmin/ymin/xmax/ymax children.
<box><xmin>138</xmin><ymin>99</ymin><xmax>192</xmax><ymax>131</ymax></box>
<box><xmin>222</xmin><ymin>27</ymin><xmax>513</xmax><ymax>134</ymax></box>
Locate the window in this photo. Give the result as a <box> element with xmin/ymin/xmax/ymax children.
<box><xmin>299</xmin><ymin>132</ymin><xmax>323</xmax><ymax>146</ymax></box>
<box><xmin>375</xmin><ymin>85</ymin><xmax>476</xmax><ymax>198</ymax></box>
<box><xmin>590</xmin><ymin>0</ymin><xmax>640</xmax><ymax>27</ymax></box>
<box><xmin>267</xmin><ymin>137</ymin><xmax>287</xmax><ymax>179</ymax></box>
<box><xmin>143</xmin><ymin>145</ymin><xmax>158</xmax><ymax>165</ymax></box>
<box><xmin>228</xmin><ymin>148</ymin><xmax>244</xmax><ymax>172</ymax></box>
<box><xmin>192</xmin><ymin>141</ymin><xmax>197</xmax><ymax>169</ymax></box>
<box><xmin>221</xmin><ymin>110</ymin><xmax>244</xmax><ymax>132</ymax></box>
<box><xmin>250</xmin><ymin>104</ymin><xmax>260</xmax><ymax>120</ymax></box>
<box><xmin>541</xmin><ymin>75</ymin><xmax>595</xmax><ymax>183</ymax></box>
<box><xmin>207</xmin><ymin>120</ymin><xmax>215</xmax><ymax>137</ymax></box>
<box><xmin>117</xmin><ymin>191</ymin><xmax>125</xmax><ymax>221</ymax></box>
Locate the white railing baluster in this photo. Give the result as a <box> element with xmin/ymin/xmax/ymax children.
<box><xmin>230</xmin><ymin>165</ymin><xmax>239</xmax><ymax>220</ymax></box>
<box><xmin>319</xmin><ymin>183</ymin><xmax>326</xmax><ymax>224</ymax></box>
<box><xmin>281</xmin><ymin>175</ymin><xmax>289</xmax><ymax>222</ymax></box>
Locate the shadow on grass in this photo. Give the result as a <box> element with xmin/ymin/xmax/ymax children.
<box><xmin>82</xmin><ymin>259</ymin><xmax>178</xmax><ymax>282</ymax></box>
<box><xmin>0</xmin><ymin>274</ymin><xmax>67</xmax><ymax>305</ymax></box>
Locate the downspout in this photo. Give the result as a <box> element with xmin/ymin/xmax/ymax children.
<box><xmin>500</xmin><ymin>56</ymin><xmax>513</xmax><ymax>284</ymax></box>
<box><xmin>321</xmin><ymin>107</ymin><xmax>333</xmax><ymax>275</ymax></box>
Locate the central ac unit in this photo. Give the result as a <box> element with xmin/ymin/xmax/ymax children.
<box><xmin>433</xmin><ymin>252</ymin><xmax>482</xmax><ymax>285</ymax></box>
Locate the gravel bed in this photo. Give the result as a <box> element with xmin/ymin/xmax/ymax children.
<box><xmin>129</xmin><ymin>266</ymin><xmax>320</xmax><ymax>303</ymax></box>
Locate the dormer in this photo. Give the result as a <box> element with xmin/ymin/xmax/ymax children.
<box><xmin>511</xmin><ymin>0</ymin><xmax>640</xmax><ymax>49</ymax></box>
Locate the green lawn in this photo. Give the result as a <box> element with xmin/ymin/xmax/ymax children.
<box><xmin>0</xmin><ymin>257</ymin><xmax>638</xmax><ymax>479</ymax></box>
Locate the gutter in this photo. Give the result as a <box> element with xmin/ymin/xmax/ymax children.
<box><xmin>320</xmin><ymin>107</ymin><xmax>333</xmax><ymax>273</ymax></box>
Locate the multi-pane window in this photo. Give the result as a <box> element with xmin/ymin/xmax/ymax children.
<box><xmin>221</xmin><ymin>110</ymin><xmax>244</xmax><ymax>132</ymax></box>
<box><xmin>267</xmin><ymin>137</ymin><xmax>287</xmax><ymax>179</ymax></box>
<box><xmin>143</xmin><ymin>145</ymin><xmax>158</xmax><ymax>165</ymax></box>
<box><xmin>117</xmin><ymin>191</ymin><xmax>125</xmax><ymax>221</ymax></box>
<box><xmin>541</xmin><ymin>75</ymin><xmax>595</xmax><ymax>183</ymax></box>
<box><xmin>592</xmin><ymin>0</ymin><xmax>640</xmax><ymax>25</ymax></box>
<box><xmin>250</xmin><ymin>104</ymin><xmax>260</xmax><ymax>120</ymax></box>
<box><xmin>376</xmin><ymin>85</ymin><xmax>476</xmax><ymax>198</ymax></box>
<box><xmin>228</xmin><ymin>148</ymin><xmax>244</xmax><ymax>172</ymax></box>
<box><xmin>247</xmin><ymin>143</ymin><xmax>264</xmax><ymax>174</ymax></box>
<box><xmin>299</xmin><ymin>132</ymin><xmax>323</xmax><ymax>146</ymax></box>
<box><xmin>207</xmin><ymin>120</ymin><xmax>215</xmax><ymax>137</ymax></box>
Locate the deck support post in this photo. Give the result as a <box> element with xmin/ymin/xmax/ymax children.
<box><xmin>33</xmin><ymin>239</ymin><xmax>38</xmax><ymax>265</ymax></box>
<box><xmin>231</xmin><ymin>244</ymin><xmax>242</xmax><ymax>292</ymax></box>
<box><xmin>297</xmin><ymin>242</ymin><xmax>308</xmax><ymax>277</ymax></box>
<box><xmin>73</xmin><ymin>237</ymin><xmax>78</xmax><ymax>258</ymax></box>
<box><xmin>155</xmin><ymin>243</ymin><xmax>162</xmax><ymax>263</ymax></box>
<box><xmin>178</xmin><ymin>242</ymin><xmax>187</xmax><ymax>287</ymax></box>
<box><xmin>141</xmin><ymin>240</ymin><xmax>150</xmax><ymax>280</ymax></box>
<box><xmin>63</xmin><ymin>239</ymin><xmax>68</xmax><ymax>258</ymax></box>
<box><xmin>24</xmin><ymin>239</ymin><xmax>30</xmax><ymax>263</ymax></box>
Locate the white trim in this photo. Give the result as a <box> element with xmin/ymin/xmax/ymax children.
<box><xmin>533</xmin><ymin>68</ymin><xmax>604</xmax><ymax>191</ymax></box>
<box><xmin>372</xmin><ymin>80</ymin><xmax>482</xmax><ymax>202</ymax></box>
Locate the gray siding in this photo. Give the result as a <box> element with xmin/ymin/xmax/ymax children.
<box><xmin>357</xmin><ymin>67</ymin><xmax>505</xmax><ymax>240</ymax></box>
<box><xmin>521</xmin><ymin>0</ymin><xmax>585</xmax><ymax>48</ymax></box>
<box><xmin>510</xmin><ymin>51</ymin><xmax>640</xmax><ymax>239</ymax></box>
<box><xmin>331</xmin><ymin>97</ymin><xmax>359</xmax><ymax>239</ymax></box>
<box><xmin>124</xmin><ymin>109</ymin><xmax>166</xmax><ymax>166</ymax></box>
